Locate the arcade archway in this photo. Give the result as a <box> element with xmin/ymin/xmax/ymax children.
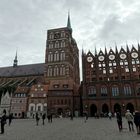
<box><xmin>114</xmin><ymin>103</ymin><xmax>121</xmax><ymax>113</ymax></box>
<box><xmin>102</xmin><ymin>104</ymin><xmax>109</xmax><ymax>114</ymax></box>
<box><xmin>90</xmin><ymin>104</ymin><xmax>97</xmax><ymax>117</ymax></box>
<box><xmin>126</xmin><ymin>103</ymin><xmax>134</xmax><ymax>113</ymax></box>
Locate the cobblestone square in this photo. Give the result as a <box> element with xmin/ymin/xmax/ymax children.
<box><xmin>0</xmin><ymin>117</ymin><xmax>140</xmax><ymax>140</ymax></box>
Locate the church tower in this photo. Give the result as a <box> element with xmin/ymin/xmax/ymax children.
<box><xmin>45</xmin><ymin>14</ymin><xmax>80</xmax><ymax>115</ymax></box>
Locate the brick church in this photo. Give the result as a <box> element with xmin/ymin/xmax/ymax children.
<box><xmin>0</xmin><ymin>14</ymin><xmax>80</xmax><ymax>118</ymax></box>
<box><xmin>82</xmin><ymin>45</ymin><xmax>140</xmax><ymax>116</ymax></box>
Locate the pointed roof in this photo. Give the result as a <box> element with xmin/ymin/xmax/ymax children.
<box><xmin>67</xmin><ymin>11</ymin><xmax>72</xmax><ymax>29</ymax></box>
<box><xmin>13</xmin><ymin>50</ymin><xmax>18</xmax><ymax>67</ymax></box>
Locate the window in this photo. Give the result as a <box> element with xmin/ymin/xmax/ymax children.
<box><xmin>63</xmin><ymin>84</ymin><xmax>68</xmax><ymax>88</ymax></box>
<box><xmin>53</xmin><ymin>84</ymin><xmax>59</xmax><ymax>88</ymax></box>
<box><xmin>60</xmin><ymin>51</ymin><xmax>65</xmax><ymax>61</ymax></box>
<box><xmin>101</xmin><ymin>87</ymin><xmax>107</xmax><ymax>96</ymax></box>
<box><xmin>38</xmin><ymin>106</ymin><xmax>41</xmax><ymax>111</ymax></box>
<box><xmin>88</xmin><ymin>87</ymin><xmax>96</xmax><ymax>97</ymax></box>
<box><xmin>124</xmin><ymin>85</ymin><xmax>131</xmax><ymax>95</ymax></box>
<box><xmin>112</xmin><ymin>86</ymin><xmax>119</xmax><ymax>96</ymax></box>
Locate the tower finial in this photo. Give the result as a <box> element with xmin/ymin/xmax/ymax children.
<box><xmin>67</xmin><ymin>11</ymin><xmax>72</xmax><ymax>29</ymax></box>
<box><xmin>13</xmin><ymin>50</ymin><xmax>18</xmax><ymax>67</ymax></box>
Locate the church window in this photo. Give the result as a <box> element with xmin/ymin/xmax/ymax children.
<box><xmin>60</xmin><ymin>51</ymin><xmax>65</xmax><ymax>61</ymax></box>
<box><xmin>61</xmin><ymin>41</ymin><xmax>65</xmax><ymax>47</ymax></box>
<box><xmin>136</xmin><ymin>59</ymin><xmax>139</xmax><ymax>64</ymax></box>
<box><xmin>54</xmin><ymin>66</ymin><xmax>59</xmax><ymax>76</ymax></box>
<box><xmin>55</xmin><ymin>41</ymin><xmax>59</xmax><ymax>48</ymax></box>
<box><xmin>61</xmin><ymin>31</ymin><xmax>65</xmax><ymax>37</ymax></box>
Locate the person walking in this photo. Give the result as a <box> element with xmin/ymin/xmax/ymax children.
<box><xmin>84</xmin><ymin>112</ymin><xmax>88</xmax><ymax>123</ymax></box>
<box><xmin>125</xmin><ymin>110</ymin><xmax>134</xmax><ymax>131</ymax></box>
<box><xmin>35</xmin><ymin>113</ymin><xmax>40</xmax><ymax>126</ymax></box>
<box><xmin>116</xmin><ymin>111</ymin><xmax>123</xmax><ymax>132</ymax></box>
<box><xmin>8</xmin><ymin>113</ymin><xmax>13</xmax><ymax>126</ymax></box>
<box><xmin>1</xmin><ymin>112</ymin><xmax>7</xmax><ymax>134</ymax></box>
<box><xmin>134</xmin><ymin>111</ymin><xmax>140</xmax><ymax>134</ymax></box>
<box><xmin>42</xmin><ymin>113</ymin><xmax>46</xmax><ymax>125</ymax></box>
<box><xmin>108</xmin><ymin>112</ymin><xmax>112</xmax><ymax>120</ymax></box>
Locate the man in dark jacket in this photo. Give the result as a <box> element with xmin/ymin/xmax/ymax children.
<box><xmin>116</xmin><ymin>111</ymin><xmax>122</xmax><ymax>132</ymax></box>
<box><xmin>1</xmin><ymin>112</ymin><xmax>7</xmax><ymax>134</ymax></box>
<box><xmin>134</xmin><ymin>111</ymin><xmax>140</xmax><ymax>134</ymax></box>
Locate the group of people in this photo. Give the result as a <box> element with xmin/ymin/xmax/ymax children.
<box><xmin>0</xmin><ymin>110</ymin><xmax>13</xmax><ymax>134</ymax></box>
<box><xmin>35</xmin><ymin>113</ymin><xmax>53</xmax><ymax>126</ymax></box>
<box><xmin>116</xmin><ymin>110</ymin><xmax>140</xmax><ymax>134</ymax></box>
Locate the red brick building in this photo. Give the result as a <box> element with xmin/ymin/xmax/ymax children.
<box><xmin>82</xmin><ymin>45</ymin><xmax>140</xmax><ymax>116</ymax></box>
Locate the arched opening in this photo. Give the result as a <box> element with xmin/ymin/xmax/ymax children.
<box><xmin>114</xmin><ymin>103</ymin><xmax>121</xmax><ymax>113</ymax></box>
<box><xmin>57</xmin><ymin>108</ymin><xmax>63</xmax><ymax>115</ymax></box>
<box><xmin>102</xmin><ymin>104</ymin><xmax>109</xmax><ymax>115</ymax></box>
<box><xmin>126</xmin><ymin>103</ymin><xmax>134</xmax><ymax>113</ymax></box>
<box><xmin>90</xmin><ymin>104</ymin><xmax>97</xmax><ymax>117</ymax></box>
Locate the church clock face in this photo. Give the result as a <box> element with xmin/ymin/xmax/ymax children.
<box><xmin>87</xmin><ymin>56</ymin><xmax>93</xmax><ymax>62</ymax></box>
<box><xmin>131</xmin><ymin>52</ymin><xmax>138</xmax><ymax>58</ymax></box>
<box><xmin>109</xmin><ymin>55</ymin><xmax>115</xmax><ymax>60</ymax></box>
<box><xmin>120</xmin><ymin>53</ymin><xmax>126</xmax><ymax>59</ymax></box>
<box><xmin>98</xmin><ymin>56</ymin><xmax>104</xmax><ymax>61</ymax></box>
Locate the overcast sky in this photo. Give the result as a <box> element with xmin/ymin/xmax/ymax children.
<box><xmin>0</xmin><ymin>0</ymin><xmax>140</xmax><ymax>67</ymax></box>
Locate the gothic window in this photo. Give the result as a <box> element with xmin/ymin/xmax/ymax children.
<box><xmin>60</xmin><ymin>51</ymin><xmax>65</xmax><ymax>61</ymax></box>
<box><xmin>55</xmin><ymin>41</ymin><xmax>59</xmax><ymax>48</ymax></box>
<box><xmin>99</xmin><ymin>63</ymin><xmax>102</xmax><ymax>67</ymax></box>
<box><xmin>49</xmin><ymin>42</ymin><xmax>53</xmax><ymax>48</ymax></box>
<box><xmin>112</xmin><ymin>86</ymin><xmax>119</xmax><ymax>96</ymax></box>
<box><xmin>88</xmin><ymin>86</ymin><xmax>96</xmax><ymax>97</ymax></box>
<box><xmin>124</xmin><ymin>85</ymin><xmax>131</xmax><ymax>95</ymax></box>
<box><xmin>54</xmin><ymin>52</ymin><xmax>58</xmax><ymax>61</ymax></box>
<box><xmin>61</xmin><ymin>41</ymin><xmax>65</xmax><ymax>47</ymax></box>
<box><xmin>47</xmin><ymin>66</ymin><xmax>52</xmax><ymax>76</ymax></box>
<box><xmin>101</xmin><ymin>86</ymin><xmax>107</xmax><ymax>96</ymax></box>
<box><xmin>61</xmin><ymin>31</ymin><xmax>65</xmax><ymax>37</ymax></box>
<box><xmin>49</xmin><ymin>33</ymin><xmax>54</xmax><ymax>39</ymax></box>
<box><xmin>54</xmin><ymin>66</ymin><xmax>59</xmax><ymax>76</ymax></box>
